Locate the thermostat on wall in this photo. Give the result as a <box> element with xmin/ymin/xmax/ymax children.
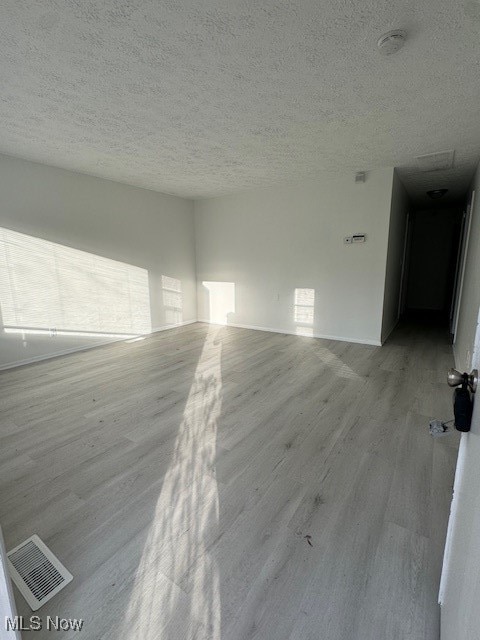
<box><xmin>344</xmin><ymin>234</ymin><xmax>366</xmax><ymax>244</ymax></box>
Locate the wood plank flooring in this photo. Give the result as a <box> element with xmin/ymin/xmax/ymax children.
<box><xmin>0</xmin><ymin>322</ymin><xmax>459</xmax><ymax>639</ymax></box>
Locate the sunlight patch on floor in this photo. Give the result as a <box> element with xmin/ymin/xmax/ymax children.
<box><xmin>116</xmin><ymin>327</ymin><xmax>223</xmax><ymax>639</ymax></box>
<box><xmin>316</xmin><ymin>346</ymin><xmax>361</xmax><ymax>380</ymax></box>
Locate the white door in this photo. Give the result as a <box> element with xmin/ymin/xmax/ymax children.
<box><xmin>439</xmin><ymin>306</ymin><xmax>480</xmax><ymax>639</ymax></box>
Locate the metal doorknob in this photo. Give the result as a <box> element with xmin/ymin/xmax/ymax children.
<box><xmin>447</xmin><ymin>368</ymin><xmax>478</xmax><ymax>393</ymax></box>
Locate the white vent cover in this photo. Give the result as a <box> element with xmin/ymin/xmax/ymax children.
<box><xmin>7</xmin><ymin>535</ymin><xmax>72</xmax><ymax>610</ymax></box>
<box><xmin>415</xmin><ymin>150</ymin><xmax>455</xmax><ymax>172</ymax></box>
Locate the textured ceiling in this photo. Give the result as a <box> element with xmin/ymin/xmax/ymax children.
<box><xmin>1</xmin><ymin>0</ymin><xmax>480</xmax><ymax>201</ymax></box>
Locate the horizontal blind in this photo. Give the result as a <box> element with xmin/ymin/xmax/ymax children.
<box><xmin>0</xmin><ymin>227</ymin><xmax>151</xmax><ymax>337</ymax></box>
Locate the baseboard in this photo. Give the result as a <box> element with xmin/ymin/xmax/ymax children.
<box><xmin>197</xmin><ymin>319</ymin><xmax>382</xmax><ymax>346</ymax></box>
<box><xmin>0</xmin><ymin>320</ymin><xmax>197</xmax><ymax>371</ymax></box>
<box><xmin>1</xmin><ymin>318</ymin><xmax>380</xmax><ymax>370</ymax></box>
<box><xmin>150</xmin><ymin>319</ymin><xmax>197</xmax><ymax>333</ymax></box>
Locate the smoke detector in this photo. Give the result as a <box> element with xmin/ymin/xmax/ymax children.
<box><xmin>377</xmin><ymin>29</ymin><xmax>407</xmax><ymax>55</ymax></box>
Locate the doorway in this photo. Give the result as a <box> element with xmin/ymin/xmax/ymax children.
<box><xmin>401</xmin><ymin>204</ymin><xmax>464</xmax><ymax>330</ymax></box>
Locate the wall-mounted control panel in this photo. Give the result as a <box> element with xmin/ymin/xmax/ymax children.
<box><xmin>344</xmin><ymin>234</ymin><xmax>366</xmax><ymax>244</ymax></box>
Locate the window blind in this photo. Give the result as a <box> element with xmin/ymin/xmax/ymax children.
<box><xmin>0</xmin><ymin>227</ymin><xmax>151</xmax><ymax>337</ymax></box>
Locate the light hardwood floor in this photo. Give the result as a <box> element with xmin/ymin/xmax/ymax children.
<box><xmin>0</xmin><ymin>322</ymin><xmax>459</xmax><ymax>639</ymax></box>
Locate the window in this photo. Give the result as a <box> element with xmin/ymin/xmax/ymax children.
<box><xmin>0</xmin><ymin>227</ymin><xmax>151</xmax><ymax>338</ymax></box>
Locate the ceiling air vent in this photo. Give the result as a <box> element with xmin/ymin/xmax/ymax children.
<box><xmin>7</xmin><ymin>535</ymin><xmax>73</xmax><ymax>610</ymax></box>
<box><xmin>415</xmin><ymin>150</ymin><xmax>455</xmax><ymax>172</ymax></box>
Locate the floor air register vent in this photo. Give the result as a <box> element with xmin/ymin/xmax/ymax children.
<box><xmin>7</xmin><ymin>534</ymin><xmax>73</xmax><ymax>610</ymax></box>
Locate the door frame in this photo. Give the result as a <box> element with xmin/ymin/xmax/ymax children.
<box><xmin>397</xmin><ymin>211</ymin><xmax>411</xmax><ymax>319</ymax></box>
<box><xmin>451</xmin><ymin>191</ymin><xmax>475</xmax><ymax>340</ymax></box>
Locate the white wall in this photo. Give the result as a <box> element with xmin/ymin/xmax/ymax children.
<box><xmin>0</xmin><ymin>154</ymin><xmax>196</xmax><ymax>369</ymax></box>
<box><xmin>381</xmin><ymin>171</ymin><xmax>409</xmax><ymax>342</ymax></box>
<box><xmin>441</xmin><ymin>163</ymin><xmax>480</xmax><ymax>639</ymax></box>
<box><xmin>195</xmin><ymin>168</ymin><xmax>394</xmax><ymax>345</ymax></box>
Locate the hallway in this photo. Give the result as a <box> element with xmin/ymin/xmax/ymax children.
<box><xmin>0</xmin><ymin>322</ymin><xmax>459</xmax><ymax>639</ymax></box>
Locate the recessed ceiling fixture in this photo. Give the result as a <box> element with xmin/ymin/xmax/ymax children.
<box><xmin>427</xmin><ymin>189</ymin><xmax>449</xmax><ymax>199</ymax></box>
<box><xmin>377</xmin><ymin>29</ymin><xmax>407</xmax><ymax>55</ymax></box>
